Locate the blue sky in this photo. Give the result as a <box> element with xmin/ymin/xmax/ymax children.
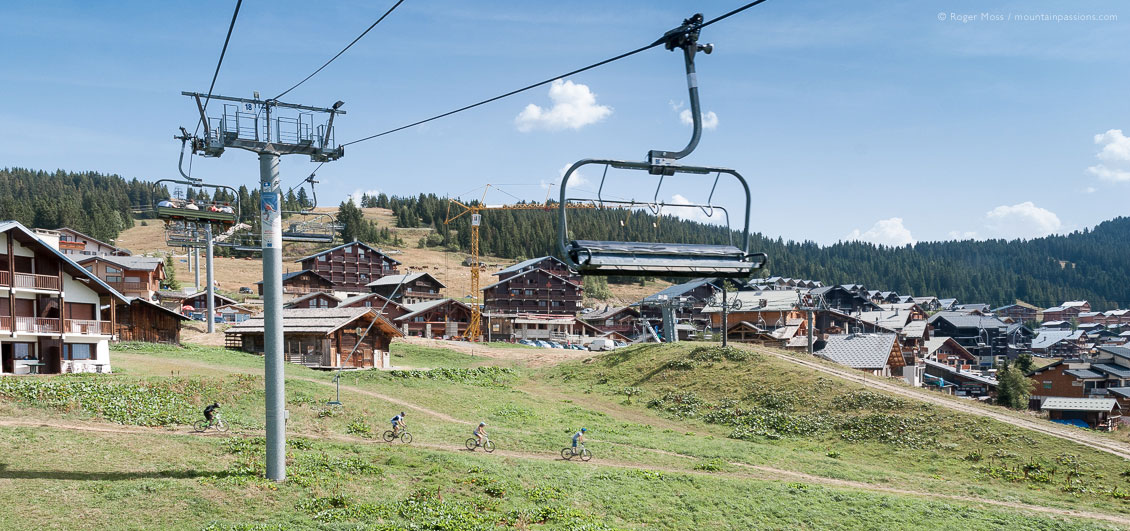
<box><xmin>1</xmin><ymin>0</ymin><xmax>1127</xmax><ymax>246</ymax></box>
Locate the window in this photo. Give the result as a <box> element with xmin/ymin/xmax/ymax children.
<box><xmin>318</xmin><ymin>255</ymin><xmax>327</xmax><ymax>262</ymax></box>
<box><xmin>107</xmin><ymin>275</ymin><xmax>122</xmax><ymax>282</ymax></box>
<box><xmin>345</xmin><ymin>246</ymin><xmax>353</xmax><ymax>254</ymax></box>
<box><xmin>12</xmin><ymin>343</ymin><xmax>34</xmax><ymax>360</ymax></box>
<box><xmin>106</xmin><ymin>266</ymin><xmax>121</xmax><ymax>274</ymax></box>
<box><xmin>1043</xmin><ymin>381</ymin><xmax>1052</xmax><ymax>390</ymax></box>
<box><xmin>63</xmin><ymin>343</ymin><xmax>93</xmax><ymax>361</ymax></box>
<box><xmin>83</xmin><ymin>265</ymin><xmax>94</xmax><ymax>273</ymax></box>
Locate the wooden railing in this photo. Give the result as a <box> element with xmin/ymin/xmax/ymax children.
<box><xmin>0</xmin><ymin>316</ymin><xmax>9</xmax><ymax>331</ymax></box>
<box><xmin>283</xmin><ymin>286</ymin><xmax>332</xmax><ymax>295</ymax></box>
<box><xmin>13</xmin><ymin>273</ymin><xmax>60</xmax><ymax>291</ymax></box>
<box><xmin>14</xmin><ymin>316</ymin><xmax>60</xmax><ymax>333</ymax></box>
<box><xmin>106</xmin><ymin>280</ymin><xmax>147</xmax><ymax>293</ymax></box>
<box><xmin>65</xmin><ymin>319</ymin><xmax>112</xmax><ymax>335</ymax></box>
<box><xmin>0</xmin><ymin>271</ymin><xmax>9</xmax><ymax>287</ymax></box>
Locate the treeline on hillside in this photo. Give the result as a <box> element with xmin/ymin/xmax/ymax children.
<box><xmin>346</xmin><ymin>193</ymin><xmax>1130</xmax><ymax>310</ymax></box>
<box><xmin>0</xmin><ymin>168</ymin><xmax>158</xmax><ymax>242</ymax></box>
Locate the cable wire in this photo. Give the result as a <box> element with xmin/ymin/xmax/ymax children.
<box><xmin>342</xmin><ymin>0</ymin><xmax>772</xmax><ymax>147</ymax></box>
<box><xmin>273</xmin><ymin>0</ymin><xmax>407</xmax><ymax>101</ymax></box>
<box><xmin>194</xmin><ymin>0</ymin><xmax>244</xmax><ymax>137</ymax></box>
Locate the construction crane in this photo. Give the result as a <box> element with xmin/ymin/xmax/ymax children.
<box><xmin>444</xmin><ymin>185</ymin><xmax>597</xmax><ymax>341</ymax></box>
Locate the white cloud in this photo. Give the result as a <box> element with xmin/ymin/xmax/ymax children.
<box><xmin>1094</xmin><ymin>129</ymin><xmax>1130</xmax><ymax>163</ymax></box>
<box><xmin>347</xmin><ymin>189</ymin><xmax>380</xmax><ymax>206</ymax></box>
<box><xmin>515</xmin><ymin>79</ymin><xmax>611</xmax><ymax>132</ymax></box>
<box><xmin>667</xmin><ymin>194</ymin><xmax>725</xmax><ymax>224</ymax></box>
<box><xmin>983</xmin><ymin>201</ymin><xmax>1061</xmax><ymax>239</ymax></box>
<box><xmin>679</xmin><ymin>109</ymin><xmax>719</xmax><ymax>130</ymax></box>
<box><xmin>846</xmin><ymin>218</ymin><xmax>915</xmax><ymax>247</ymax></box>
<box><xmin>1082</xmin><ymin>186</ymin><xmax>1098</xmax><ymax>194</ymax></box>
<box><xmin>1088</xmin><ymin>164</ymin><xmax>1130</xmax><ymax>182</ymax></box>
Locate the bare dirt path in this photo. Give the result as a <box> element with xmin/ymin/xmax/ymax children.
<box><xmin>750</xmin><ymin>346</ymin><xmax>1130</xmax><ymax>461</ymax></box>
<box><xmin>3</xmin><ymin>415</ymin><xmax>1127</xmax><ymax>526</ymax></box>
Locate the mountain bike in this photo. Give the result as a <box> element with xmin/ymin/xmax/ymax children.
<box><xmin>561</xmin><ymin>444</ymin><xmax>592</xmax><ymax>461</ymax></box>
<box><xmin>383</xmin><ymin>428</ymin><xmax>413</xmax><ymax>444</ymax></box>
<box><xmin>193</xmin><ymin>413</ymin><xmax>228</xmax><ymax>433</ymax></box>
<box><xmin>465</xmin><ymin>437</ymin><xmax>496</xmax><ymax>452</ymax></box>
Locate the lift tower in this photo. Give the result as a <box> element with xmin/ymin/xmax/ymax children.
<box><xmin>182</xmin><ymin>91</ymin><xmax>345</xmax><ymax>482</ymax></box>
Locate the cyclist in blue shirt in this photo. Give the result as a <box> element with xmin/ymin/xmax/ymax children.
<box><xmin>391</xmin><ymin>412</ymin><xmax>406</xmax><ymax>437</ymax></box>
<box><xmin>474</xmin><ymin>422</ymin><xmax>487</xmax><ymax>447</ymax></box>
<box><xmin>571</xmin><ymin>428</ymin><xmax>586</xmax><ymax>454</ymax></box>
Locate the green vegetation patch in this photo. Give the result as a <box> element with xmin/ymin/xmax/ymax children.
<box><xmin>363</xmin><ymin>366</ymin><xmax>517</xmax><ymax>388</ymax></box>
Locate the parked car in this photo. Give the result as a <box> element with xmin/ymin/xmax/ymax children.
<box><xmin>238</xmin><ymin>286</ymin><xmax>253</xmax><ymax>294</ymax></box>
<box><xmin>546</xmin><ymin>341</ymin><xmax>564</xmax><ymax>349</ymax></box>
<box><xmin>533</xmin><ymin>340</ymin><xmax>551</xmax><ymax>348</ymax></box>
<box><xmin>569</xmin><ymin>344</ymin><xmax>585</xmax><ymax>351</ymax></box>
<box><xmin>518</xmin><ymin>339</ymin><xmax>536</xmax><ymax>346</ymax></box>
<box><xmin>588</xmin><ymin>339</ymin><xmax>616</xmax><ymax>352</ymax></box>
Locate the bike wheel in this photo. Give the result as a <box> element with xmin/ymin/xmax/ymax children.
<box><xmin>193</xmin><ymin>420</ymin><xmax>207</xmax><ymax>433</ymax></box>
<box><xmin>465</xmin><ymin>438</ymin><xmax>478</xmax><ymax>451</ymax></box>
<box><xmin>214</xmin><ymin>419</ymin><xmax>228</xmax><ymax>433</ymax></box>
<box><xmin>580</xmin><ymin>448</ymin><xmax>592</xmax><ymax>462</ymax></box>
<box><xmin>483</xmin><ymin>440</ymin><xmax>496</xmax><ymax>453</ymax></box>
<box><xmin>561</xmin><ymin>448</ymin><xmax>573</xmax><ymax>460</ymax></box>
<box><xmin>382</xmin><ymin>430</ymin><xmax>396</xmax><ymax>442</ymax></box>
<box><xmin>400</xmin><ymin>432</ymin><xmax>413</xmax><ymax>444</ymax></box>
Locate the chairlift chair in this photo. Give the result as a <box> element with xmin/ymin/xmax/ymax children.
<box><xmin>278</xmin><ymin>176</ymin><xmax>337</xmax><ymax>244</ymax></box>
<box><xmin>558</xmin><ymin>14</ymin><xmax>766</xmax><ymax>278</ymax></box>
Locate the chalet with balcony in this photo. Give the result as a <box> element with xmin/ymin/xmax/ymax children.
<box><xmin>256</xmin><ymin>270</ymin><xmax>334</xmax><ymax>300</ymax></box>
<box><xmin>579</xmin><ymin>306</ymin><xmax>640</xmax><ymax>336</ymax></box>
<box><xmin>808</xmin><ymin>285</ymin><xmax>880</xmax><ymax>314</ymax></box>
<box><xmin>640</xmin><ymin>278</ymin><xmax>720</xmax><ymax>330</ymax></box>
<box><xmin>226</xmin><ymin>308</ymin><xmax>402</xmax><ymax>369</ymax></box>
<box><xmin>114</xmin><ymin>298</ymin><xmax>189</xmax><ymax>344</ymax></box>
<box><xmin>216</xmin><ymin>303</ymin><xmax>256</xmax><ymax>323</ymax></box>
<box><xmin>338</xmin><ymin>293</ymin><xmax>410</xmax><ymax>320</ymax></box>
<box><xmin>284</xmin><ymin>292</ymin><xmax>341</xmax><ymax>310</ymax></box>
<box><xmin>295</xmin><ymin>242</ymin><xmax>401</xmax><ymax>292</ymax></box>
<box><xmin>181</xmin><ymin>291</ymin><xmax>238</xmax><ymax>316</ymax></box>
<box><xmin>394</xmin><ymin>299</ymin><xmax>472</xmax><ymax>338</ymax></box>
<box><xmin>1026</xmin><ymin>347</ymin><xmax>1130</xmax><ymax>408</ymax></box>
<box><xmin>56</xmin><ymin>227</ymin><xmax>130</xmax><ymax>257</ymax></box>
<box><xmin>993</xmin><ymin>301</ymin><xmax>1041</xmax><ymax>324</ymax></box>
<box><xmin>367</xmin><ymin>272</ymin><xmax>445</xmax><ymax>305</ymax></box>
<box><xmin>924</xmin><ymin>336</ymin><xmax>977</xmax><ymax>369</ymax></box>
<box><xmin>1043</xmin><ymin>301</ymin><xmax>1091</xmax><ymax>323</ymax></box>
<box><xmin>493</xmin><ymin>256</ymin><xmax>576</xmax><ymax>282</ymax></box>
<box><xmin>1031</xmin><ymin>329</ymin><xmax>1086</xmax><ymax>357</ymax></box>
<box><xmin>814</xmin><ymin>333</ymin><xmax>904</xmax><ymax>377</ymax></box>
<box><xmin>0</xmin><ymin>221</ymin><xmax>127</xmax><ymax>375</ymax></box>
<box><xmin>483</xmin><ymin>268</ymin><xmax>583</xmax><ymax>315</ymax></box>
<box><xmin>78</xmin><ymin>255</ymin><xmax>165</xmax><ymax>301</ymax></box>
<box><xmin>927</xmin><ymin>312</ymin><xmax>1031</xmax><ymax>367</ymax></box>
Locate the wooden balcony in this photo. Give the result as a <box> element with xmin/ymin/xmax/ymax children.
<box><xmin>283</xmin><ymin>286</ymin><xmax>333</xmax><ymax>295</ymax></box>
<box><xmin>11</xmin><ymin>273</ymin><xmax>60</xmax><ymax>291</ymax></box>
<box><xmin>59</xmin><ymin>240</ymin><xmax>86</xmax><ymax>251</ymax></box>
<box><xmin>106</xmin><ymin>280</ymin><xmax>148</xmax><ymax>293</ymax></box>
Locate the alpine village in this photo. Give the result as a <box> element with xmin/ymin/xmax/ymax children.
<box><xmin>3</xmin><ymin>2</ymin><xmax>1130</xmax><ymax>530</ymax></box>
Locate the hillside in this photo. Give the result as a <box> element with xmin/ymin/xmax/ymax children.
<box><xmin>0</xmin><ymin>341</ymin><xmax>1126</xmax><ymax>529</ymax></box>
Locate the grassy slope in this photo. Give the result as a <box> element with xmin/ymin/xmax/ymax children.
<box><xmin>0</xmin><ymin>342</ymin><xmax>1124</xmax><ymax>530</ymax></box>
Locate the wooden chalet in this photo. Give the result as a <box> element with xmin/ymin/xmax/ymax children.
<box><xmin>181</xmin><ymin>291</ymin><xmax>238</xmax><ymax>317</ymax></box>
<box><xmin>483</xmin><ymin>267</ymin><xmax>583</xmax><ymax>315</ymax></box>
<box><xmin>256</xmin><ymin>269</ymin><xmax>334</xmax><ymax>299</ymax></box>
<box><xmin>639</xmin><ymin>278</ymin><xmax>719</xmax><ymax>328</ymax></box>
<box><xmin>0</xmin><ymin>221</ymin><xmax>128</xmax><ymax>375</ymax></box>
<box><xmin>78</xmin><ymin>255</ymin><xmax>166</xmax><ymax>301</ymax></box>
<box><xmin>225</xmin><ymin>308</ymin><xmax>402</xmax><ymax>369</ymax></box>
<box><xmin>216</xmin><ymin>303</ymin><xmax>256</xmax><ymax>323</ymax></box>
<box><xmin>815</xmin><ymin>333</ymin><xmax>904</xmax><ymax>377</ymax></box>
<box><xmin>579</xmin><ymin>305</ymin><xmax>640</xmax><ymax>335</ymax></box>
<box><xmin>924</xmin><ymin>336</ymin><xmax>977</xmax><ymax>369</ymax></box>
<box><xmin>284</xmin><ymin>291</ymin><xmax>341</xmax><ymax>309</ymax></box>
<box><xmin>295</xmin><ymin>242</ymin><xmax>401</xmax><ymax>292</ymax></box>
<box><xmin>394</xmin><ymin>299</ymin><xmax>472</xmax><ymax>338</ymax></box>
<box><xmin>114</xmin><ymin>298</ymin><xmax>189</xmax><ymax>344</ymax></box>
<box><xmin>338</xmin><ymin>293</ymin><xmax>411</xmax><ymax>320</ymax></box>
<box><xmin>55</xmin><ymin>227</ymin><xmax>131</xmax><ymax>257</ymax></box>
<box><xmin>367</xmin><ymin>272</ymin><xmax>445</xmax><ymax>304</ymax></box>
<box><xmin>493</xmin><ymin>256</ymin><xmax>576</xmax><ymax>282</ymax></box>
<box><xmin>1040</xmin><ymin>397</ymin><xmax>1120</xmax><ymax>431</ymax></box>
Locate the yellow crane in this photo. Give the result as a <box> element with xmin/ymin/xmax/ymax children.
<box><xmin>444</xmin><ymin>185</ymin><xmax>597</xmax><ymax>341</ymax></box>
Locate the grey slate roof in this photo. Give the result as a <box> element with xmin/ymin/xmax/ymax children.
<box><xmin>1031</xmin><ymin>330</ymin><xmax>1075</xmax><ymax>350</ymax></box>
<box><xmin>395</xmin><ymin>298</ymin><xmax>470</xmax><ymax>321</ymax></box>
<box><xmin>922</xmin><ymin>359</ymin><xmax>997</xmax><ymax>386</ymax></box>
<box><xmin>227</xmin><ymin>307</ymin><xmax>400</xmax><ymax>336</ymax></box>
<box><xmin>642</xmin><ymin>278</ymin><xmax>718</xmax><ymax>303</ymax></box>
<box><xmin>1106</xmin><ymin>387</ymin><xmax>1130</xmax><ymax>399</ymax></box>
<box><xmin>1099</xmin><ymin>346</ymin><xmax>1130</xmax><ymax>360</ymax></box>
<box><xmin>927</xmin><ymin>312</ymin><xmax>1009</xmax><ymax>330</ymax></box>
<box><xmin>284</xmin><ymin>291</ymin><xmax>341</xmax><ymax>307</ymax></box>
<box><xmin>815</xmin><ymin>333</ymin><xmax>897</xmax><ymax>370</ymax></box>
<box><xmin>78</xmin><ymin>255</ymin><xmax>164</xmax><ymax>271</ymax></box>
<box><xmin>1040</xmin><ymin>397</ymin><xmax>1119</xmax><ymax>412</ymax></box>
<box><xmin>492</xmin><ymin>256</ymin><xmax>568</xmax><ymax>276</ymax></box>
<box><xmin>902</xmin><ymin>321</ymin><xmax>928</xmax><ymax>338</ymax></box>
<box><xmin>1092</xmin><ymin>363</ymin><xmax>1130</xmax><ymax>379</ymax></box>
<box><xmin>1064</xmin><ymin>369</ymin><xmax>1105</xmax><ymax>380</ymax></box>
<box><xmin>293</xmin><ymin>241</ymin><xmax>401</xmax><ymax>264</ymax></box>
<box><xmin>367</xmin><ymin>272</ymin><xmax>444</xmax><ymax>288</ymax></box>
<box><xmin>255</xmin><ymin>269</ymin><xmax>331</xmax><ymax>285</ymax></box>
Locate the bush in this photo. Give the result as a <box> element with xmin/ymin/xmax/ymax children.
<box><xmin>694</xmin><ymin>458</ymin><xmax>726</xmax><ymax>472</ymax></box>
<box><xmin>346</xmin><ymin>419</ymin><xmax>373</xmax><ymax>438</ymax></box>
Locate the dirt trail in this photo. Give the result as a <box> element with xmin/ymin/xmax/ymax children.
<box><xmin>4</xmin><ymin>416</ymin><xmax>1128</xmax><ymax>527</ymax></box>
<box><xmin>749</xmin><ymin>346</ymin><xmax>1130</xmax><ymax>461</ymax></box>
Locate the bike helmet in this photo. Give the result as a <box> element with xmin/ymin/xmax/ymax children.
<box><xmin>400</xmin><ymin>411</ymin><xmax>405</xmax><ymax>416</ymax></box>
<box><xmin>479</xmin><ymin>422</ymin><xmax>486</xmax><ymax>426</ymax></box>
<box><xmin>581</xmin><ymin>428</ymin><xmax>587</xmax><ymax>432</ymax></box>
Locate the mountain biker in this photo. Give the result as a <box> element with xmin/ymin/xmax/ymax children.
<box><xmin>571</xmin><ymin>428</ymin><xmax>586</xmax><ymax>454</ymax></box>
<box><xmin>203</xmin><ymin>402</ymin><xmax>220</xmax><ymax>424</ymax></box>
<box><xmin>391</xmin><ymin>412</ymin><xmax>406</xmax><ymax>436</ymax></box>
<box><xmin>474</xmin><ymin>422</ymin><xmax>487</xmax><ymax>446</ymax></box>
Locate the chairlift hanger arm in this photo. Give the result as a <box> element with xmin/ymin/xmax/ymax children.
<box><xmin>647</xmin><ymin>13</ymin><xmax>715</xmax><ymax>172</ymax></box>
<box><xmin>180</xmin><ymin>92</ymin><xmax>347</xmax><ymax>115</ymax></box>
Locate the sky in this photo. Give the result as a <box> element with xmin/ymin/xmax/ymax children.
<box><xmin>1</xmin><ymin>0</ymin><xmax>1128</xmax><ymax>246</ymax></box>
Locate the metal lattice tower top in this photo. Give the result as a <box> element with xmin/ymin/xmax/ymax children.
<box><xmin>183</xmin><ymin>92</ymin><xmax>346</xmax><ymax>161</ymax></box>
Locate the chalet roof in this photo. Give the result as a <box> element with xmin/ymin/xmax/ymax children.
<box><xmin>927</xmin><ymin>312</ymin><xmax>1008</xmax><ymax>330</ymax></box>
<box><xmin>924</xmin><ymin>337</ymin><xmax>972</xmax><ymax>358</ymax></box>
<box><xmin>1092</xmin><ymin>363</ymin><xmax>1130</xmax><ymax>379</ymax></box>
<box><xmin>1078</xmin><ymin>312</ymin><xmax>1102</xmax><ymax>319</ymax></box>
<box><xmin>255</xmin><ymin>269</ymin><xmax>331</xmax><ymax>286</ymax></box>
<box><xmin>493</xmin><ymin>256</ymin><xmax>567</xmax><ymax>276</ymax></box>
<box><xmin>902</xmin><ymin>321</ymin><xmax>928</xmax><ymax>338</ymax></box>
<box><xmin>127</xmin><ymin>297</ymin><xmax>191</xmax><ymax>321</ymax></box>
<box><xmin>395</xmin><ymin>298</ymin><xmax>470</xmax><ymax>322</ymax></box>
<box><xmin>482</xmin><ymin>268</ymin><xmax>579</xmax><ymax>291</ymax></box>
<box><xmin>1031</xmin><ymin>330</ymin><xmax>1076</xmax><ymax>350</ymax></box>
<box><xmin>815</xmin><ymin>333</ymin><xmax>897</xmax><ymax>370</ymax></box>
<box><xmin>338</xmin><ymin>292</ymin><xmax>403</xmax><ymax>309</ymax></box>
<box><xmin>294</xmin><ymin>241</ymin><xmax>402</xmax><ymax>265</ymax></box>
<box><xmin>1040</xmin><ymin>397</ymin><xmax>1119</xmax><ymax>412</ymax></box>
<box><xmin>1107</xmin><ymin>387</ymin><xmax>1130</xmax><ymax>399</ymax></box>
<box><xmin>1063</xmin><ymin>300</ymin><xmax>1090</xmax><ymax>308</ymax></box>
<box><xmin>215</xmin><ymin>303</ymin><xmax>256</xmax><ymax>314</ymax></box>
<box><xmin>1044</xmin><ymin>306</ymin><xmax>1066</xmax><ymax>313</ymax></box>
<box><xmin>1107</xmin><ymin>310</ymin><xmax>1130</xmax><ymax>317</ymax></box>
<box><xmin>182</xmin><ymin>291</ymin><xmax>238</xmax><ymax>306</ymax></box>
<box><xmin>58</xmin><ymin>227</ymin><xmax>130</xmax><ymax>255</ymax></box>
<box><xmin>922</xmin><ymin>359</ymin><xmax>998</xmax><ymax>386</ymax></box>
<box><xmin>157</xmin><ymin>289</ymin><xmax>189</xmax><ymax>299</ymax></box>
<box><xmin>1098</xmin><ymin>346</ymin><xmax>1130</xmax><ymax>360</ymax></box>
<box><xmin>642</xmin><ymin>278</ymin><xmax>718</xmax><ymax>303</ymax></box>
<box><xmin>367</xmin><ymin>272</ymin><xmax>445</xmax><ymax>289</ymax></box>
<box><xmin>937</xmin><ymin>298</ymin><xmax>958</xmax><ymax>309</ymax></box>
<box><xmin>284</xmin><ymin>291</ymin><xmax>342</xmax><ymax>308</ymax></box>
<box><xmin>0</xmin><ymin>220</ymin><xmax>127</xmax><ymax>303</ymax></box>
<box><xmin>701</xmin><ymin>290</ymin><xmax>799</xmax><ymax>313</ymax></box>
<box><xmin>856</xmin><ymin>309</ymin><xmax>913</xmax><ymax>330</ymax></box>
<box><xmin>227</xmin><ymin>307</ymin><xmax>402</xmax><ymax>336</ymax></box>
<box><xmin>78</xmin><ymin>255</ymin><xmax>164</xmax><ymax>271</ymax></box>
<box><xmin>1064</xmin><ymin>369</ymin><xmax>1105</xmax><ymax>380</ymax></box>
<box><xmin>581</xmin><ymin>305</ymin><xmax>640</xmax><ymax>321</ymax></box>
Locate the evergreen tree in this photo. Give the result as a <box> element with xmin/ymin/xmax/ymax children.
<box><xmin>337</xmin><ymin>199</ymin><xmax>365</xmax><ymax>243</ymax></box>
<box><xmin>996</xmin><ymin>362</ymin><xmax>1034</xmax><ymax>410</ymax></box>
<box><xmin>1015</xmin><ymin>352</ymin><xmax>1034</xmax><ymax>374</ymax></box>
<box><xmin>163</xmin><ymin>254</ymin><xmax>180</xmax><ymax>291</ymax></box>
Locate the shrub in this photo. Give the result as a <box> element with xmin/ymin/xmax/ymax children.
<box><xmin>694</xmin><ymin>458</ymin><xmax>726</xmax><ymax>472</ymax></box>
<box><xmin>345</xmin><ymin>419</ymin><xmax>373</xmax><ymax>438</ymax></box>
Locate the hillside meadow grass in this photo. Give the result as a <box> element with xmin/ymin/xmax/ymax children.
<box><xmin>0</xmin><ymin>341</ymin><xmax>1125</xmax><ymax>529</ymax></box>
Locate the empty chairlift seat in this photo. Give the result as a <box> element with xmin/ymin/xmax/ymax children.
<box><xmin>567</xmin><ymin>240</ymin><xmax>765</xmax><ymax>278</ymax></box>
